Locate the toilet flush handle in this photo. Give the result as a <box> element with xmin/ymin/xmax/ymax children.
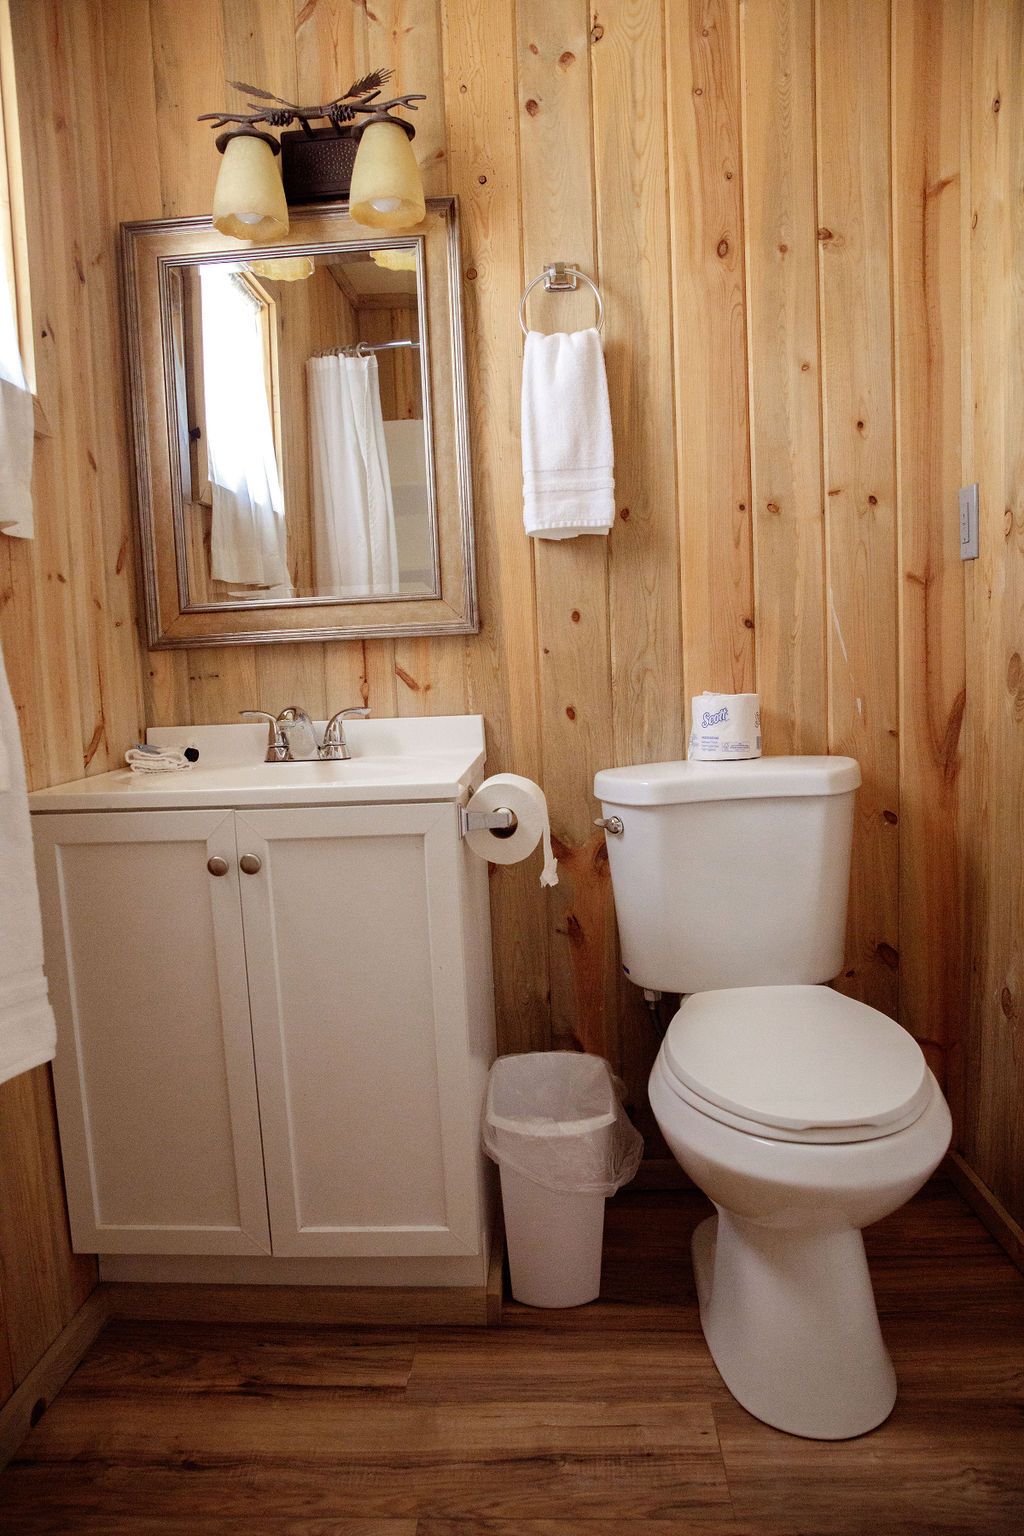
<box><xmin>594</xmin><ymin>816</ymin><xmax>624</xmax><ymax>836</ymax></box>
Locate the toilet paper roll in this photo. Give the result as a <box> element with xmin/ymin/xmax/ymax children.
<box><xmin>464</xmin><ymin>773</ymin><xmax>559</xmax><ymax>887</ymax></box>
<box><xmin>688</xmin><ymin>692</ymin><xmax>762</xmax><ymax>761</ymax></box>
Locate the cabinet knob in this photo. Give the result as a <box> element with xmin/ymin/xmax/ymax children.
<box><xmin>207</xmin><ymin>856</ymin><xmax>229</xmax><ymax>877</ymax></box>
<box><xmin>239</xmin><ymin>854</ymin><xmax>263</xmax><ymax>876</ymax></box>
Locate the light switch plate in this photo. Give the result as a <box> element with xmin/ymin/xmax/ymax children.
<box><xmin>959</xmin><ymin>484</ymin><xmax>979</xmax><ymax>560</ymax></box>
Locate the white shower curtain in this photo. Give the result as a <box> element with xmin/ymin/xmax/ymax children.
<box><xmin>306</xmin><ymin>353</ymin><xmax>399</xmax><ymax>597</ymax></box>
<box><xmin>199</xmin><ymin>266</ymin><xmax>290</xmax><ymax>591</ymax></box>
<box><xmin>0</xmin><ymin>235</ymin><xmax>33</xmax><ymax>540</ymax></box>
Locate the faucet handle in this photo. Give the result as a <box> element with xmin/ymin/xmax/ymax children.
<box><xmin>240</xmin><ymin>710</ymin><xmax>288</xmax><ymax>762</ymax></box>
<box><xmin>321</xmin><ymin>706</ymin><xmax>371</xmax><ymax>760</ymax></box>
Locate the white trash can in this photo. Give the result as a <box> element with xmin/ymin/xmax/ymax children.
<box><xmin>483</xmin><ymin>1052</ymin><xmax>644</xmax><ymax>1308</ymax></box>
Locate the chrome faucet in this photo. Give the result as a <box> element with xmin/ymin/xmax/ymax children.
<box><xmin>240</xmin><ymin>710</ymin><xmax>289</xmax><ymax>762</ymax></box>
<box><xmin>320</xmin><ymin>707</ymin><xmax>371</xmax><ymax>761</ymax></box>
<box><xmin>277</xmin><ymin>706</ymin><xmax>320</xmax><ymax>761</ymax></box>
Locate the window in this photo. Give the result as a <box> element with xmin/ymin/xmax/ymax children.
<box><xmin>0</xmin><ymin>0</ymin><xmax>31</xmax><ymax>391</ymax></box>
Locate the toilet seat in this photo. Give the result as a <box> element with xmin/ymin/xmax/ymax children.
<box><xmin>661</xmin><ymin>985</ymin><xmax>932</xmax><ymax>1145</ymax></box>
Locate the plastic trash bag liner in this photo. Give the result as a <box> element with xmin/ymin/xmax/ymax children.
<box><xmin>482</xmin><ymin>1051</ymin><xmax>644</xmax><ymax>1196</ymax></box>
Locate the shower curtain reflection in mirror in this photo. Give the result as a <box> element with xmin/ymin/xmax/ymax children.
<box><xmin>199</xmin><ymin>265</ymin><xmax>291</xmax><ymax>594</ymax></box>
<box><xmin>306</xmin><ymin>352</ymin><xmax>400</xmax><ymax>597</ymax></box>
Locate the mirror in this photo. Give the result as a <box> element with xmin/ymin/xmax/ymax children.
<box><xmin>122</xmin><ymin>198</ymin><xmax>476</xmax><ymax>646</ymax></box>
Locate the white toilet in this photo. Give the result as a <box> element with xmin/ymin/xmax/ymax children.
<box><xmin>594</xmin><ymin>755</ymin><xmax>952</xmax><ymax>1440</ymax></box>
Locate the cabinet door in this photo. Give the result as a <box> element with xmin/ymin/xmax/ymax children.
<box><xmin>34</xmin><ymin>811</ymin><xmax>270</xmax><ymax>1256</ymax></box>
<box><xmin>236</xmin><ymin>804</ymin><xmax>480</xmax><ymax>1257</ymax></box>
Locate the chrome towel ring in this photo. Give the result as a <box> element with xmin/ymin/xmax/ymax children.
<box><xmin>519</xmin><ymin>262</ymin><xmax>605</xmax><ymax>336</ymax></box>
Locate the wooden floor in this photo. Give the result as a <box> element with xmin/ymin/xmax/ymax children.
<box><xmin>1</xmin><ymin>1181</ymin><xmax>1022</xmax><ymax>1534</ymax></box>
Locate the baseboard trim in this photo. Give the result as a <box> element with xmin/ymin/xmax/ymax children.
<box><xmin>945</xmin><ymin>1151</ymin><xmax>1024</xmax><ymax>1275</ymax></box>
<box><xmin>0</xmin><ymin>1289</ymin><xmax>109</xmax><ymax>1471</ymax></box>
<box><xmin>101</xmin><ymin>1277</ymin><xmax>494</xmax><ymax>1329</ymax></box>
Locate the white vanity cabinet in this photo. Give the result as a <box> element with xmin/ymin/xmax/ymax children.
<box><xmin>30</xmin><ymin>718</ymin><xmax>497</xmax><ymax>1282</ymax></box>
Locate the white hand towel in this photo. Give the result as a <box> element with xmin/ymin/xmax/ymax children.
<box><xmin>0</xmin><ymin>641</ymin><xmax>55</xmax><ymax>1086</ymax></box>
<box><xmin>125</xmin><ymin>747</ymin><xmax>192</xmax><ymax>775</ymax></box>
<box><xmin>521</xmin><ymin>327</ymin><xmax>615</xmax><ymax>539</ymax></box>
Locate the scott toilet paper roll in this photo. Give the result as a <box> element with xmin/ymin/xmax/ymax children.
<box><xmin>688</xmin><ymin>692</ymin><xmax>762</xmax><ymax>761</ymax></box>
<box><xmin>464</xmin><ymin>774</ymin><xmax>559</xmax><ymax>887</ymax></box>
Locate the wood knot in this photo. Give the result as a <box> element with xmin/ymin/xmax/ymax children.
<box><xmin>558</xmin><ymin>50</ymin><xmax>576</xmax><ymax>69</ymax></box>
<box><xmin>993</xmin><ymin>96</ymin><xmax>1001</xmax><ymax>113</ymax></box>
<box><xmin>876</xmin><ymin>942</ymin><xmax>899</xmax><ymax>970</ymax></box>
<box><xmin>619</xmin><ymin>507</ymin><xmax>630</xmax><ymax>521</ymax></box>
<box><xmin>477</xmin><ymin>174</ymin><xmax>487</xmax><ymax>185</ymax></box>
<box><xmin>868</xmin><ymin>494</ymin><xmax>878</xmax><ymax>506</ymax></box>
<box><xmin>570</xmin><ymin>609</ymin><xmax>581</xmax><ymax>623</ymax></box>
<box><xmin>465</xmin><ymin>266</ymin><xmax>478</xmax><ymax>280</ymax></box>
<box><xmin>528</xmin><ymin>41</ymin><xmax>539</xmax><ymax>54</ymax></box>
<box><xmin>778</xmin><ymin>243</ymin><xmax>789</xmax><ymax>255</ymax></box>
<box><xmin>525</xmin><ymin>98</ymin><xmax>540</xmax><ymax>116</ymax></box>
<box><xmin>800</xmin><ymin>361</ymin><xmax>810</xmax><ymax>372</ymax></box>
<box><xmin>565</xmin><ymin>705</ymin><xmax>576</xmax><ymax>721</ymax></box>
<box><xmin>590</xmin><ymin>20</ymin><xmax>604</xmax><ymax>42</ymax></box>
<box><xmin>716</xmin><ymin>237</ymin><xmax>729</xmax><ymax>258</ymax></box>
<box><xmin>817</xmin><ymin>227</ymin><xmax>834</xmax><ymax>242</ymax></box>
<box><xmin>1007</xmin><ymin>652</ymin><xmax>1024</xmax><ymax>718</ymax></box>
<box><xmin>856</xmin><ymin>419</ymin><xmax>865</xmax><ymax>432</ymax></box>
<box><xmin>1005</xmin><ymin>507</ymin><xmax>1014</xmax><ymax>538</ymax></box>
<box><xmin>1000</xmin><ymin>986</ymin><xmax>1016</xmax><ymax>1020</ymax></box>
<box><xmin>883</xmin><ymin>809</ymin><xmax>898</xmax><ymax>825</ymax></box>
<box><xmin>743</xmin><ymin>617</ymin><xmax>754</xmax><ymax>630</ymax></box>
<box><xmin>766</xmin><ymin>501</ymin><xmax>780</xmax><ymax>515</ymax></box>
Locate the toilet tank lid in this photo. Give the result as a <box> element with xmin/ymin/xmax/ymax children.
<box><xmin>593</xmin><ymin>755</ymin><xmax>861</xmax><ymax>806</ymax></box>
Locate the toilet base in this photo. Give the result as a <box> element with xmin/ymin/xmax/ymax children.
<box><xmin>692</xmin><ymin>1212</ymin><xmax>897</xmax><ymax>1439</ymax></box>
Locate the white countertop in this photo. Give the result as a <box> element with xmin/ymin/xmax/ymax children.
<box><xmin>29</xmin><ymin>716</ymin><xmax>487</xmax><ymax>813</ymax></box>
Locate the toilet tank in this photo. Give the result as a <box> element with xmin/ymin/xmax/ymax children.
<box><xmin>594</xmin><ymin>756</ymin><xmax>861</xmax><ymax>994</ymax></box>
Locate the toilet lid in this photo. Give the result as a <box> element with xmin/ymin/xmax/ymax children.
<box><xmin>663</xmin><ymin>986</ymin><xmax>931</xmax><ymax>1134</ymax></box>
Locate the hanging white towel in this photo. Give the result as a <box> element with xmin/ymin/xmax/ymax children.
<box><xmin>307</xmin><ymin>353</ymin><xmax>400</xmax><ymax>596</ymax></box>
<box><xmin>521</xmin><ymin>327</ymin><xmax>614</xmax><ymax>539</ymax></box>
<box><xmin>0</xmin><ymin>640</ymin><xmax>55</xmax><ymax>1086</ymax></box>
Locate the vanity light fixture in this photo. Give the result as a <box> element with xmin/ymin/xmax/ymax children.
<box><xmin>199</xmin><ymin>75</ymin><xmax>427</xmax><ymax>237</ymax></box>
<box><xmin>210</xmin><ymin>130</ymin><xmax>289</xmax><ymax>242</ymax></box>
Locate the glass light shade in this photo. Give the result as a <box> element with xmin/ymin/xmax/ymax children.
<box><xmin>371</xmin><ymin>247</ymin><xmax>417</xmax><ymax>272</ymax></box>
<box><xmin>348</xmin><ymin>119</ymin><xmax>425</xmax><ymax>231</ymax></box>
<box><xmin>212</xmin><ymin>134</ymin><xmax>289</xmax><ymax>243</ymax></box>
<box><xmin>246</xmin><ymin>256</ymin><xmax>314</xmax><ymax>282</ymax></box>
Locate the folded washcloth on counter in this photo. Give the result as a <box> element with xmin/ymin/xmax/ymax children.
<box><xmin>125</xmin><ymin>746</ymin><xmax>194</xmax><ymax>775</ymax></box>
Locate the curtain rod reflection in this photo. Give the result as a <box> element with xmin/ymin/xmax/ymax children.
<box><xmin>315</xmin><ymin>339</ymin><xmax>421</xmax><ymax>359</ymax></box>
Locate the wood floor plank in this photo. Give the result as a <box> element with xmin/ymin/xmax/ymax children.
<box><xmin>65</xmin><ymin>1320</ymin><xmax>417</xmax><ymax>1399</ymax></box>
<box><xmin>406</xmin><ymin>1326</ymin><xmax>724</xmax><ymax>1403</ymax></box>
<box><xmin>0</xmin><ymin>1398</ymin><xmax>729</xmax><ymax>1524</ymax></box>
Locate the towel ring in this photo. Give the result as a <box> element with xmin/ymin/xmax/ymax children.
<box><xmin>519</xmin><ymin>262</ymin><xmax>605</xmax><ymax>336</ymax></box>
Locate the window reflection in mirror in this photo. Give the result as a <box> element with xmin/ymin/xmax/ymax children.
<box><xmin>173</xmin><ymin>247</ymin><xmax>434</xmax><ymax>606</ymax></box>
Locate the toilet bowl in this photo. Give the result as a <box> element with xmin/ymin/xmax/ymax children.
<box><xmin>649</xmin><ymin>986</ymin><xmax>952</xmax><ymax>1439</ymax></box>
<box><xmin>593</xmin><ymin>754</ymin><xmax>953</xmax><ymax>1438</ymax></box>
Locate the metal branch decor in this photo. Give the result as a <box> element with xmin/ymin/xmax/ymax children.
<box><xmin>199</xmin><ymin>74</ymin><xmax>427</xmax><ymax>204</ymax></box>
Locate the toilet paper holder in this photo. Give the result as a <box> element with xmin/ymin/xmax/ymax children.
<box><xmin>459</xmin><ymin>805</ymin><xmax>517</xmax><ymax>838</ymax></box>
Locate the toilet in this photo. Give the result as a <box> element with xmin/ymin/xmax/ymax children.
<box><xmin>594</xmin><ymin>755</ymin><xmax>952</xmax><ymax>1440</ymax></box>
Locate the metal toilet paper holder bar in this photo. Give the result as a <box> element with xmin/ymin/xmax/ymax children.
<box><xmin>459</xmin><ymin>805</ymin><xmax>517</xmax><ymax>838</ymax></box>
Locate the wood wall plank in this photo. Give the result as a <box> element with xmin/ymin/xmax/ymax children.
<box><xmin>668</xmin><ymin>0</ymin><xmax>754</xmax><ymax>706</ymax></box>
<box><xmin>815</xmin><ymin>0</ymin><xmax>900</xmax><ymax>1018</ymax></box>
<box><xmin>959</xmin><ymin>0</ymin><xmax>1024</xmax><ymax>1220</ymax></box>
<box><xmin>739</xmin><ymin>0</ymin><xmax>825</xmax><ymax>756</ymax></box>
<box><xmin>515</xmin><ymin>0</ymin><xmax>617</xmax><ymax>1061</ymax></box>
<box><xmin>892</xmin><ymin>0</ymin><xmax>966</xmax><ymax>1074</ymax></box>
<box><xmin>442</xmin><ymin>0</ymin><xmax>550</xmax><ymax>1054</ymax></box>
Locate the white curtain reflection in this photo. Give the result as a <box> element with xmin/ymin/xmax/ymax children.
<box><xmin>199</xmin><ymin>266</ymin><xmax>290</xmax><ymax>591</ymax></box>
<box><xmin>0</xmin><ymin>242</ymin><xmax>33</xmax><ymax>539</ymax></box>
<box><xmin>306</xmin><ymin>353</ymin><xmax>399</xmax><ymax>596</ymax></box>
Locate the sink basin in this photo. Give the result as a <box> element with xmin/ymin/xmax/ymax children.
<box><xmin>29</xmin><ymin>716</ymin><xmax>487</xmax><ymax>813</ymax></box>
